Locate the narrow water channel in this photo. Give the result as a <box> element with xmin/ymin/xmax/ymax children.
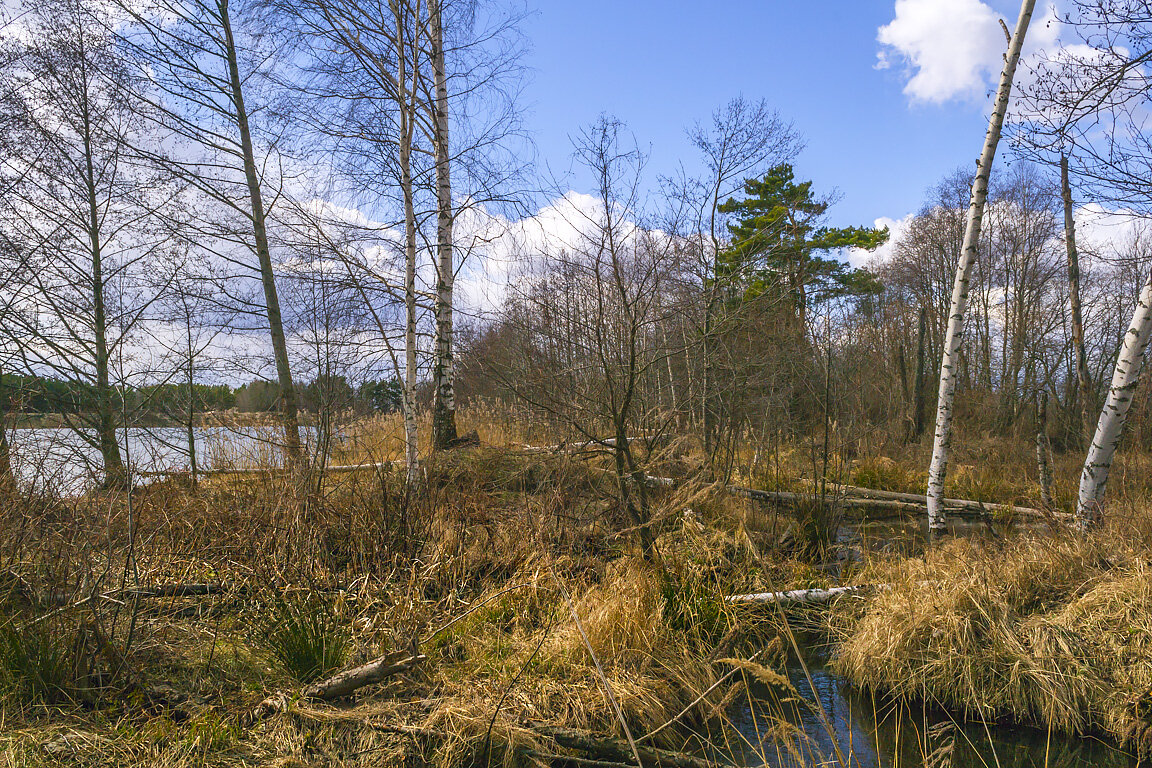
<box><xmin>722</xmin><ymin>517</ymin><xmax>1140</xmax><ymax>767</ymax></box>
<box><xmin>728</xmin><ymin>661</ymin><xmax>1137</xmax><ymax>767</ymax></box>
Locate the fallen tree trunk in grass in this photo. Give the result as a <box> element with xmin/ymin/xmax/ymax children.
<box><xmin>124</xmin><ymin>582</ymin><xmax>248</xmax><ymax>598</ymax></box>
<box><xmin>728</xmin><ymin>485</ymin><xmax>1063</xmax><ymax>522</ymax></box>
<box><xmin>526</xmin><ymin>722</ymin><xmax>732</xmax><ymax>768</ymax></box>
<box><xmin>725</xmin><ymin>584</ymin><xmax>879</xmax><ymax>605</ymax></box>
<box><xmin>369</xmin><ymin>721</ymin><xmax>726</xmax><ymax>768</ymax></box>
<box><xmin>816</xmin><ymin>482</ymin><xmax>1059</xmax><ymax>519</ymax></box>
<box><xmin>255</xmin><ymin>651</ymin><xmax>425</xmax><ymax>718</ymax></box>
<box><xmin>303</xmin><ymin>651</ymin><xmax>425</xmax><ymax>700</ymax></box>
<box><xmin>140</xmin><ymin>460</ymin><xmax>403</xmax><ymax>478</ymax></box>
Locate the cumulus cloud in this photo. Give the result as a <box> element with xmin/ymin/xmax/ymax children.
<box><xmin>878</xmin><ymin>0</ymin><xmax>1061</xmax><ymax>103</ymax></box>
<box><xmin>851</xmin><ymin>213</ymin><xmax>914</xmax><ymax>267</ymax></box>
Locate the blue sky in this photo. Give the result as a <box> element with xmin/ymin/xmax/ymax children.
<box><xmin>518</xmin><ymin>0</ymin><xmax>1047</xmax><ymax>230</ymax></box>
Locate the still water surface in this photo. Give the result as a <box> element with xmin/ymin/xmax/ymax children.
<box><xmin>7</xmin><ymin>426</ymin><xmax>316</xmax><ymax>493</ymax></box>
<box><xmin>731</xmin><ymin>660</ymin><xmax>1137</xmax><ymax>767</ymax></box>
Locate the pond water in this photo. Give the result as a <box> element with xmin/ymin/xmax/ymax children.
<box><xmin>731</xmin><ymin>660</ymin><xmax>1138</xmax><ymax>767</ymax></box>
<box><xmin>727</xmin><ymin>517</ymin><xmax>1137</xmax><ymax>767</ymax></box>
<box><xmin>6</xmin><ymin>425</ymin><xmax>320</xmax><ymax>494</ymax></box>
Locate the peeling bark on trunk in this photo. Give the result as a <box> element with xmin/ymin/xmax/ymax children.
<box><xmin>429</xmin><ymin>0</ymin><xmax>458</xmax><ymax>450</ymax></box>
<box><xmin>220</xmin><ymin>0</ymin><xmax>302</xmax><ymax>464</ymax></box>
<box><xmin>1062</xmin><ymin>153</ymin><xmax>1093</xmax><ymax>446</ymax></box>
<box><xmin>926</xmin><ymin>0</ymin><xmax>1035</xmax><ymax>540</ymax></box>
<box><xmin>1077</xmin><ymin>268</ymin><xmax>1152</xmax><ymax>528</ymax></box>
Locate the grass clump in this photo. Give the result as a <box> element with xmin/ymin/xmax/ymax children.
<box><xmin>0</xmin><ymin>618</ymin><xmax>84</xmax><ymax>707</ymax></box>
<box><xmin>262</xmin><ymin>596</ymin><xmax>350</xmax><ymax>683</ymax></box>
<box><xmin>830</xmin><ymin>529</ymin><xmax>1152</xmax><ymax>751</ymax></box>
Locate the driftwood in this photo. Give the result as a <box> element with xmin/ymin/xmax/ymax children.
<box><xmin>526</xmin><ymin>722</ymin><xmax>731</xmax><ymax>768</ymax></box>
<box><xmin>725</xmin><ymin>584</ymin><xmax>878</xmax><ymax>605</ymax></box>
<box><xmin>303</xmin><ymin>650</ymin><xmax>425</xmax><ymax>700</ymax></box>
<box><xmin>255</xmin><ymin>651</ymin><xmax>425</xmax><ymax>718</ymax></box>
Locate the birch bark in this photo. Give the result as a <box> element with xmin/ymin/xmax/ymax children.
<box><xmin>429</xmin><ymin>0</ymin><xmax>458</xmax><ymax>450</ymax></box>
<box><xmin>1077</xmin><ymin>267</ymin><xmax>1152</xmax><ymax>527</ymax></box>
<box><xmin>926</xmin><ymin>0</ymin><xmax>1036</xmax><ymax>539</ymax></box>
<box><xmin>394</xmin><ymin>0</ymin><xmax>420</xmax><ymax>485</ymax></box>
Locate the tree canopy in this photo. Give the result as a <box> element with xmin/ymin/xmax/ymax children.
<box><xmin>718</xmin><ymin>164</ymin><xmax>887</xmax><ymax>323</ymax></box>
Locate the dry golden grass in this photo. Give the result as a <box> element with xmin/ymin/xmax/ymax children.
<box><xmin>0</xmin><ymin>411</ymin><xmax>803</xmax><ymax>767</ymax></box>
<box><xmin>830</xmin><ymin>521</ymin><xmax>1152</xmax><ymax>752</ymax></box>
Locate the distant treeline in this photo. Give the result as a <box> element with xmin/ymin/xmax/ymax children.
<box><xmin>0</xmin><ymin>374</ymin><xmax>403</xmax><ymax>418</ymax></box>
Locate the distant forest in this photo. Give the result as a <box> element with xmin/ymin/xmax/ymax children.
<box><xmin>0</xmin><ymin>374</ymin><xmax>403</xmax><ymax>418</ymax></box>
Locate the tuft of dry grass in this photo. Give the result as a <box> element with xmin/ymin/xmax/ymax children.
<box><xmin>830</xmin><ymin>524</ymin><xmax>1152</xmax><ymax>751</ymax></box>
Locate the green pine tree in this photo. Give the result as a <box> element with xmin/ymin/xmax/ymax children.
<box><xmin>717</xmin><ymin>164</ymin><xmax>887</xmax><ymax>326</ymax></box>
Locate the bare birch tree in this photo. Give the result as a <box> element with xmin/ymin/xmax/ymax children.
<box><xmin>926</xmin><ymin>0</ymin><xmax>1036</xmax><ymax>539</ymax></box>
<box><xmin>1077</xmin><ymin>263</ymin><xmax>1152</xmax><ymax>526</ymax></box>
<box><xmin>111</xmin><ymin>0</ymin><xmax>304</xmax><ymax>463</ymax></box>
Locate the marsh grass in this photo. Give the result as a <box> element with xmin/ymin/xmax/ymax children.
<box><xmin>830</xmin><ymin>526</ymin><xmax>1152</xmax><ymax>753</ymax></box>
<box><xmin>10</xmin><ymin>406</ymin><xmax>1152</xmax><ymax>766</ymax></box>
<box><xmin>262</xmin><ymin>595</ymin><xmax>351</xmax><ymax>683</ymax></box>
<box><xmin>0</xmin><ymin>617</ymin><xmax>84</xmax><ymax>707</ymax></box>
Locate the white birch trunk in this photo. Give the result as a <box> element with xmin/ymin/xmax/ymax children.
<box><xmin>1077</xmin><ymin>268</ymin><xmax>1152</xmax><ymax>527</ymax></box>
<box><xmin>926</xmin><ymin>0</ymin><xmax>1036</xmax><ymax>539</ymax></box>
<box><xmin>429</xmin><ymin>0</ymin><xmax>458</xmax><ymax>450</ymax></box>
<box><xmin>395</xmin><ymin>0</ymin><xmax>420</xmax><ymax>486</ymax></box>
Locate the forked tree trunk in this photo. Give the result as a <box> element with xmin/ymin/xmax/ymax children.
<box><xmin>926</xmin><ymin>0</ymin><xmax>1036</xmax><ymax>540</ymax></box>
<box><xmin>429</xmin><ymin>0</ymin><xmax>458</xmax><ymax>450</ymax></box>
<box><xmin>1077</xmin><ymin>268</ymin><xmax>1152</xmax><ymax>528</ymax></box>
<box><xmin>220</xmin><ymin>0</ymin><xmax>303</xmax><ymax>465</ymax></box>
<box><xmin>1062</xmin><ymin>153</ymin><xmax>1093</xmax><ymax>445</ymax></box>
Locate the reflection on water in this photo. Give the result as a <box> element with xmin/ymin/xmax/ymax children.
<box><xmin>731</xmin><ymin>662</ymin><xmax>1137</xmax><ymax>767</ymax></box>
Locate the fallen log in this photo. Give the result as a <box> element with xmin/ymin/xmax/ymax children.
<box><xmin>139</xmin><ymin>460</ymin><xmax>403</xmax><ymax>478</ymax></box>
<box><xmin>725</xmin><ymin>584</ymin><xmax>879</xmax><ymax>605</ymax></box>
<box><xmin>815</xmin><ymin>482</ymin><xmax>1062</xmax><ymax>519</ymax></box>
<box><xmin>727</xmin><ymin>485</ymin><xmax>1055</xmax><ymax>521</ymax></box>
<box><xmin>526</xmin><ymin>722</ymin><xmax>732</xmax><ymax>768</ymax></box>
<box><xmin>255</xmin><ymin>651</ymin><xmax>425</xmax><ymax>718</ymax></box>
<box><xmin>303</xmin><ymin>651</ymin><xmax>425</xmax><ymax>700</ymax></box>
<box><xmin>124</xmin><ymin>582</ymin><xmax>248</xmax><ymax>598</ymax></box>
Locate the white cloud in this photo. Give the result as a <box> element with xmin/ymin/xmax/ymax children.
<box><xmin>851</xmin><ymin>213</ymin><xmax>914</xmax><ymax>267</ymax></box>
<box><xmin>1073</xmin><ymin>203</ymin><xmax>1148</xmax><ymax>261</ymax></box>
<box><xmin>878</xmin><ymin>1</ymin><xmax>1062</xmax><ymax>104</ymax></box>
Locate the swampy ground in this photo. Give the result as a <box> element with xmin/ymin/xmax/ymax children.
<box><xmin>1</xmin><ymin>406</ymin><xmax>1151</xmax><ymax>767</ymax></box>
